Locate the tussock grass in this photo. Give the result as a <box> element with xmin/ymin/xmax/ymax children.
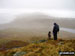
<box><xmin>0</xmin><ymin>38</ymin><xmax>75</xmax><ymax>56</ymax></box>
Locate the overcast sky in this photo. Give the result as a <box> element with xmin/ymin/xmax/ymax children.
<box><xmin>0</xmin><ymin>0</ymin><xmax>75</xmax><ymax>24</ymax></box>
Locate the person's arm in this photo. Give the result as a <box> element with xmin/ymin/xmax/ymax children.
<box><xmin>57</xmin><ymin>25</ymin><xmax>59</xmax><ymax>33</ymax></box>
<box><xmin>53</xmin><ymin>26</ymin><xmax>55</xmax><ymax>33</ymax></box>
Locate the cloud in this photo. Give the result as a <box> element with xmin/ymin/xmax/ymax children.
<box><xmin>0</xmin><ymin>9</ymin><xmax>75</xmax><ymax>18</ymax></box>
<box><xmin>0</xmin><ymin>0</ymin><xmax>75</xmax><ymax>10</ymax></box>
<box><xmin>0</xmin><ymin>0</ymin><xmax>75</xmax><ymax>24</ymax></box>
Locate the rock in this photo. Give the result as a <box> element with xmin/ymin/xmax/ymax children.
<box><xmin>58</xmin><ymin>42</ymin><xmax>64</xmax><ymax>45</ymax></box>
<box><xmin>13</xmin><ymin>51</ymin><xmax>27</xmax><ymax>56</ymax></box>
<box><xmin>39</xmin><ymin>40</ymin><xmax>46</xmax><ymax>42</ymax></box>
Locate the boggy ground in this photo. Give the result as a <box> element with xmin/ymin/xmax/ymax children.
<box><xmin>0</xmin><ymin>38</ymin><xmax>75</xmax><ymax>56</ymax></box>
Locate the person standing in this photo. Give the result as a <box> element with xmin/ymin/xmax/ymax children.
<box><xmin>48</xmin><ymin>31</ymin><xmax>51</xmax><ymax>40</ymax></box>
<box><xmin>53</xmin><ymin>23</ymin><xmax>59</xmax><ymax>40</ymax></box>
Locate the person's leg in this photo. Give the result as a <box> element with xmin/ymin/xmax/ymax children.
<box><xmin>53</xmin><ymin>33</ymin><xmax>55</xmax><ymax>40</ymax></box>
<box><xmin>56</xmin><ymin>33</ymin><xmax>57</xmax><ymax>40</ymax></box>
<box><xmin>55</xmin><ymin>32</ymin><xmax>57</xmax><ymax>40</ymax></box>
<box><xmin>54</xmin><ymin>34</ymin><xmax>56</xmax><ymax>40</ymax></box>
<box><xmin>49</xmin><ymin>36</ymin><xmax>50</xmax><ymax>40</ymax></box>
<box><xmin>54</xmin><ymin>32</ymin><xmax>57</xmax><ymax>40</ymax></box>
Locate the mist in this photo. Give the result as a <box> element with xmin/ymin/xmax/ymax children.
<box><xmin>0</xmin><ymin>9</ymin><xmax>75</xmax><ymax>24</ymax></box>
<box><xmin>0</xmin><ymin>0</ymin><xmax>75</xmax><ymax>38</ymax></box>
<box><xmin>0</xmin><ymin>0</ymin><xmax>75</xmax><ymax>24</ymax></box>
<box><xmin>0</xmin><ymin>0</ymin><xmax>75</xmax><ymax>53</ymax></box>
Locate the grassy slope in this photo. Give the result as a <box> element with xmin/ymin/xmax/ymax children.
<box><xmin>0</xmin><ymin>39</ymin><xmax>75</xmax><ymax>56</ymax></box>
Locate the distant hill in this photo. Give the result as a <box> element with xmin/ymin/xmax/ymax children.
<box><xmin>0</xmin><ymin>13</ymin><xmax>75</xmax><ymax>39</ymax></box>
<box><xmin>0</xmin><ymin>13</ymin><xmax>75</xmax><ymax>30</ymax></box>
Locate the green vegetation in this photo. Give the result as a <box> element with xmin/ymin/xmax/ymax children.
<box><xmin>0</xmin><ymin>39</ymin><xmax>75</xmax><ymax>56</ymax></box>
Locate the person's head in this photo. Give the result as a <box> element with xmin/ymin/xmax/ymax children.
<box><xmin>49</xmin><ymin>31</ymin><xmax>51</xmax><ymax>33</ymax></box>
<box><xmin>54</xmin><ymin>23</ymin><xmax>57</xmax><ymax>25</ymax></box>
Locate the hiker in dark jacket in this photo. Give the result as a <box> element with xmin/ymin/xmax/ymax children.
<box><xmin>53</xmin><ymin>23</ymin><xmax>59</xmax><ymax>40</ymax></box>
<box><xmin>48</xmin><ymin>31</ymin><xmax>51</xmax><ymax>40</ymax></box>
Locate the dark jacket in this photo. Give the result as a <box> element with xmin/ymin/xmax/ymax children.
<box><xmin>53</xmin><ymin>24</ymin><xmax>59</xmax><ymax>33</ymax></box>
